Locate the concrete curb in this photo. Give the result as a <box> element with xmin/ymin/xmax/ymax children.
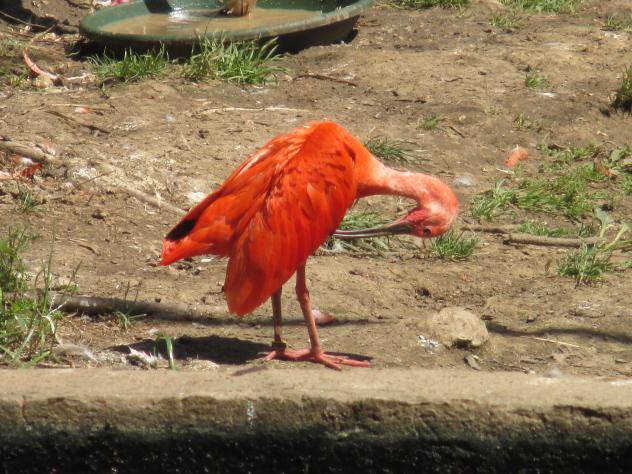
<box><xmin>2</xmin><ymin>368</ymin><xmax>632</xmax><ymax>473</ymax></box>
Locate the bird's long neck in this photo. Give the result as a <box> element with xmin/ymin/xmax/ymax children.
<box><xmin>356</xmin><ymin>155</ymin><xmax>450</xmax><ymax>208</ymax></box>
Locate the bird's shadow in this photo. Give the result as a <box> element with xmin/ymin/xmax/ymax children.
<box><xmin>109</xmin><ymin>334</ymin><xmax>372</xmax><ymax>366</ymax></box>
<box><xmin>110</xmin><ymin>334</ymin><xmax>268</xmax><ymax>365</ymax></box>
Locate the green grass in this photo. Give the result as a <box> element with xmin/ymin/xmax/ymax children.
<box><xmin>327</xmin><ymin>212</ymin><xmax>402</xmax><ymax>255</ymax></box>
<box><xmin>426</xmin><ymin>230</ymin><xmax>477</xmax><ymax>259</ymax></box>
<box><xmin>557</xmin><ymin>245</ymin><xmax>612</xmax><ymax>284</ymax></box>
<box><xmin>499</xmin><ymin>0</ymin><xmax>580</xmax><ymax>13</ymax></box>
<box><xmin>603</xmin><ymin>16</ymin><xmax>632</xmax><ymax>33</ymax></box>
<box><xmin>471</xmin><ymin>163</ymin><xmax>606</xmax><ymax>220</ymax></box>
<box><xmin>0</xmin><ymin>229</ymin><xmax>64</xmax><ymax>365</ymax></box>
<box><xmin>0</xmin><ymin>66</ymin><xmax>28</xmax><ymax>88</ymax></box>
<box><xmin>419</xmin><ymin>115</ymin><xmax>442</xmax><ymax>131</ymax></box>
<box><xmin>183</xmin><ymin>37</ymin><xmax>285</xmax><ymax>84</ymax></box>
<box><xmin>525</xmin><ymin>68</ymin><xmax>548</xmax><ymax>89</ymax></box>
<box><xmin>612</xmin><ymin>65</ymin><xmax>632</xmax><ymax>113</ymax></box>
<box><xmin>88</xmin><ymin>46</ymin><xmax>168</xmax><ymax>83</ymax></box>
<box><xmin>518</xmin><ymin>221</ymin><xmax>567</xmax><ymax>237</ymax></box>
<box><xmin>538</xmin><ymin>142</ymin><xmax>601</xmax><ymax>164</ymax></box>
<box><xmin>0</xmin><ymin>39</ymin><xmax>21</xmax><ymax>58</ymax></box>
<box><xmin>15</xmin><ymin>185</ymin><xmax>41</xmax><ymax>213</ymax></box>
<box><xmin>154</xmin><ymin>332</ymin><xmax>176</xmax><ymax>370</ymax></box>
<box><xmin>513</xmin><ymin>113</ymin><xmax>543</xmax><ymax>131</ymax></box>
<box><xmin>390</xmin><ymin>0</ymin><xmax>468</xmax><ymax>8</ymax></box>
<box><xmin>621</xmin><ymin>174</ymin><xmax>632</xmax><ymax>195</ymax></box>
<box><xmin>490</xmin><ymin>12</ymin><xmax>524</xmax><ymax>28</ymax></box>
<box><xmin>364</xmin><ymin>137</ymin><xmax>415</xmax><ymax>163</ymax></box>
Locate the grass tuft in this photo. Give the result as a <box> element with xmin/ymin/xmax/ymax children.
<box><xmin>426</xmin><ymin>230</ymin><xmax>477</xmax><ymax>259</ymax></box>
<box><xmin>183</xmin><ymin>37</ymin><xmax>285</xmax><ymax>84</ymax></box>
<box><xmin>603</xmin><ymin>16</ymin><xmax>632</xmax><ymax>33</ymax></box>
<box><xmin>612</xmin><ymin>65</ymin><xmax>632</xmax><ymax>113</ymax></box>
<box><xmin>499</xmin><ymin>0</ymin><xmax>580</xmax><ymax>13</ymax></box>
<box><xmin>88</xmin><ymin>46</ymin><xmax>168</xmax><ymax>83</ymax></box>
<box><xmin>524</xmin><ymin>68</ymin><xmax>548</xmax><ymax>89</ymax></box>
<box><xmin>15</xmin><ymin>184</ymin><xmax>41</xmax><ymax>213</ymax></box>
<box><xmin>490</xmin><ymin>12</ymin><xmax>524</xmax><ymax>29</ymax></box>
<box><xmin>0</xmin><ymin>229</ymin><xmax>65</xmax><ymax>365</ymax></box>
<box><xmin>419</xmin><ymin>115</ymin><xmax>442</xmax><ymax>131</ymax></box>
<box><xmin>327</xmin><ymin>212</ymin><xmax>410</xmax><ymax>256</ymax></box>
<box><xmin>518</xmin><ymin>221</ymin><xmax>567</xmax><ymax>237</ymax></box>
<box><xmin>557</xmin><ymin>245</ymin><xmax>611</xmax><ymax>284</ymax></box>
<box><xmin>364</xmin><ymin>137</ymin><xmax>415</xmax><ymax>163</ymax></box>
<box><xmin>513</xmin><ymin>113</ymin><xmax>543</xmax><ymax>131</ymax></box>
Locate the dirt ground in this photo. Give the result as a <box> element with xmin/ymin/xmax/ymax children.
<box><xmin>1</xmin><ymin>0</ymin><xmax>632</xmax><ymax>377</ymax></box>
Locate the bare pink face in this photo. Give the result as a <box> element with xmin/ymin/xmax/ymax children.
<box><xmin>403</xmin><ymin>203</ymin><xmax>458</xmax><ymax>239</ymax></box>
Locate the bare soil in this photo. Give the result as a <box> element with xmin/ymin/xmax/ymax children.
<box><xmin>1</xmin><ymin>0</ymin><xmax>632</xmax><ymax>377</ymax></box>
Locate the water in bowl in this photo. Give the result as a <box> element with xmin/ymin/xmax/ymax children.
<box><xmin>102</xmin><ymin>7</ymin><xmax>320</xmax><ymax>36</ymax></box>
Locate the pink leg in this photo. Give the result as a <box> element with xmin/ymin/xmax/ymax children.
<box><xmin>265</xmin><ymin>266</ymin><xmax>370</xmax><ymax>370</ymax></box>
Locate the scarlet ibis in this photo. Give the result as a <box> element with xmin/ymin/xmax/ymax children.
<box><xmin>161</xmin><ymin>122</ymin><xmax>458</xmax><ymax>369</ymax></box>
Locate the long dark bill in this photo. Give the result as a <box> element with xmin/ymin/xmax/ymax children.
<box><xmin>332</xmin><ymin>221</ymin><xmax>412</xmax><ymax>240</ymax></box>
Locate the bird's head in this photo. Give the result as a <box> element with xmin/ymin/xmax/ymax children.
<box><xmin>333</xmin><ymin>176</ymin><xmax>459</xmax><ymax>240</ymax></box>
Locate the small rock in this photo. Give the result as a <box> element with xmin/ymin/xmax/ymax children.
<box><xmin>526</xmin><ymin>314</ymin><xmax>537</xmax><ymax>323</ymax></box>
<box><xmin>92</xmin><ymin>209</ymin><xmax>109</xmax><ymax>220</ymax></box>
<box><xmin>32</xmin><ymin>75</ymin><xmax>54</xmax><ymax>89</ymax></box>
<box><xmin>429</xmin><ymin>306</ymin><xmax>489</xmax><ymax>349</ymax></box>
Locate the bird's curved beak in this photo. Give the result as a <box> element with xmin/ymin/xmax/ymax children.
<box><xmin>332</xmin><ymin>221</ymin><xmax>412</xmax><ymax>240</ymax></box>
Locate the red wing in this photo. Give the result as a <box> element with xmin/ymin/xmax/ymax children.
<box><xmin>224</xmin><ymin>123</ymin><xmax>359</xmax><ymax>315</ymax></box>
<box><xmin>161</xmin><ymin>128</ymin><xmax>304</xmax><ymax>264</ymax></box>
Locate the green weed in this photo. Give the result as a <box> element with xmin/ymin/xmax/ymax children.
<box><xmin>518</xmin><ymin>221</ymin><xmax>567</xmax><ymax>237</ymax></box>
<box><xmin>539</xmin><ymin>142</ymin><xmax>601</xmax><ymax>164</ymax></box>
<box><xmin>513</xmin><ymin>113</ymin><xmax>543</xmax><ymax>131</ymax></box>
<box><xmin>419</xmin><ymin>115</ymin><xmax>442</xmax><ymax>131</ymax></box>
<box><xmin>0</xmin><ymin>39</ymin><xmax>21</xmax><ymax>58</ymax></box>
<box><xmin>471</xmin><ymin>163</ymin><xmax>606</xmax><ymax>220</ymax></box>
<box><xmin>15</xmin><ymin>184</ymin><xmax>41</xmax><ymax>213</ymax></box>
<box><xmin>183</xmin><ymin>37</ymin><xmax>284</xmax><ymax>84</ymax></box>
<box><xmin>89</xmin><ymin>46</ymin><xmax>168</xmax><ymax>82</ymax></box>
<box><xmin>525</xmin><ymin>68</ymin><xmax>548</xmax><ymax>89</ymax></box>
<box><xmin>426</xmin><ymin>230</ymin><xmax>477</xmax><ymax>259</ymax></box>
<box><xmin>364</xmin><ymin>137</ymin><xmax>415</xmax><ymax>163</ymax></box>
<box><xmin>621</xmin><ymin>174</ymin><xmax>632</xmax><ymax>195</ymax></box>
<box><xmin>490</xmin><ymin>12</ymin><xmax>524</xmax><ymax>28</ymax></box>
<box><xmin>0</xmin><ymin>229</ymin><xmax>64</xmax><ymax>365</ymax></box>
<box><xmin>327</xmin><ymin>212</ymin><xmax>405</xmax><ymax>255</ymax></box>
<box><xmin>557</xmin><ymin>245</ymin><xmax>611</xmax><ymax>284</ymax></box>
<box><xmin>500</xmin><ymin>0</ymin><xmax>580</xmax><ymax>13</ymax></box>
<box><xmin>612</xmin><ymin>65</ymin><xmax>632</xmax><ymax>112</ymax></box>
<box><xmin>603</xmin><ymin>16</ymin><xmax>632</xmax><ymax>33</ymax></box>
<box><xmin>154</xmin><ymin>332</ymin><xmax>176</xmax><ymax>370</ymax></box>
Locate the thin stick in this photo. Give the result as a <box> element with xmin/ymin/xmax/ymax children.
<box><xmin>446</xmin><ymin>124</ymin><xmax>466</xmax><ymax>138</ymax></box>
<box><xmin>199</xmin><ymin>106</ymin><xmax>308</xmax><ymax>114</ymax></box>
<box><xmin>0</xmin><ymin>140</ymin><xmax>55</xmax><ymax>165</ymax></box>
<box><xmin>51</xmin><ymin>293</ymin><xmax>224</xmax><ymax>322</ymax></box>
<box><xmin>46</xmin><ymin>110</ymin><xmax>110</xmax><ymax>135</ymax></box>
<box><xmin>504</xmin><ymin>233</ymin><xmax>601</xmax><ymax>248</ymax></box>
<box><xmin>462</xmin><ymin>224</ymin><xmax>521</xmax><ymax>234</ymax></box>
<box><xmin>293</xmin><ymin>73</ymin><xmax>358</xmax><ymax>87</ymax></box>
<box><xmin>531</xmin><ymin>337</ymin><xmax>581</xmax><ymax>348</ymax></box>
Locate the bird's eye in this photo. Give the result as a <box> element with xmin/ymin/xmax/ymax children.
<box><xmin>423</xmin><ymin>228</ymin><xmax>432</xmax><ymax>236</ymax></box>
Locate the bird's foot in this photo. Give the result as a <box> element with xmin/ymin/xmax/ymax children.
<box><xmin>264</xmin><ymin>344</ymin><xmax>370</xmax><ymax>370</ymax></box>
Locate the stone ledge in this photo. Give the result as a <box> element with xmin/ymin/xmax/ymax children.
<box><xmin>1</xmin><ymin>368</ymin><xmax>632</xmax><ymax>473</ymax></box>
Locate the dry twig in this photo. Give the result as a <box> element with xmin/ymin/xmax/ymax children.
<box><xmin>504</xmin><ymin>233</ymin><xmax>601</xmax><ymax>248</ymax></box>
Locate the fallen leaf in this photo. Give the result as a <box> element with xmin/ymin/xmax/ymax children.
<box><xmin>505</xmin><ymin>146</ymin><xmax>529</xmax><ymax>168</ymax></box>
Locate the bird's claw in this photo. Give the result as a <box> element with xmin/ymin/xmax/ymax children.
<box><xmin>264</xmin><ymin>347</ymin><xmax>370</xmax><ymax>370</ymax></box>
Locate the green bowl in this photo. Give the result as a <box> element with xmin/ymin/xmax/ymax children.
<box><xmin>79</xmin><ymin>0</ymin><xmax>373</xmax><ymax>53</ymax></box>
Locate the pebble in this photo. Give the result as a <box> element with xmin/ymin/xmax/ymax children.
<box><xmin>428</xmin><ymin>306</ymin><xmax>489</xmax><ymax>349</ymax></box>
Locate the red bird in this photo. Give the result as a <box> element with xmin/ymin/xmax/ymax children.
<box><xmin>161</xmin><ymin>122</ymin><xmax>458</xmax><ymax>369</ymax></box>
